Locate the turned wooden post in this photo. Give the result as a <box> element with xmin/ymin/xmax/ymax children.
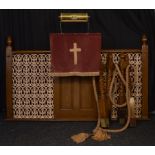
<box><xmin>141</xmin><ymin>34</ymin><xmax>148</xmax><ymax>119</ymax></box>
<box><xmin>6</xmin><ymin>36</ymin><xmax>13</xmax><ymax>119</ymax></box>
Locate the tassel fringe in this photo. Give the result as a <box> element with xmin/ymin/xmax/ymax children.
<box><xmin>71</xmin><ymin>133</ymin><xmax>90</xmax><ymax>144</ymax></box>
<box><xmin>71</xmin><ymin>128</ymin><xmax>111</xmax><ymax>143</ymax></box>
<box><xmin>92</xmin><ymin>127</ymin><xmax>111</xmax><ymax>141</ymax></box>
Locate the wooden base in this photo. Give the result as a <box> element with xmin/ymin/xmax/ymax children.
<box><xmin>130</xmin><ymin>118</ymin><xmax>137</xmax><ymax>127</ymax></box>
<box><xmin>101</xmin><ymin>118</ymin><xmax>109</xmax><ymax>128</ymax></box>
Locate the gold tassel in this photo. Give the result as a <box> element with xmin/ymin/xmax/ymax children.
<box><xmin>92</xmin><ymin>127</ymin><xmax>111</xmax><ymax>141</ymax></box>
<box><xmin>129</xmin><ymin>97</ymin><xmax>136</xmax><ymax>127</ymax></box>
<box><xmin>129</xmin><ymin>97</ymin><xmax>135</xmax><ymax>118</ymax></box>
<box><xmin>71</xmin><ymin>133</ymin><xmax>90</xmax><ymax>144</ymax></box>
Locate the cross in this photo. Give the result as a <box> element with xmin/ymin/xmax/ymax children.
<box><xmin>69</xmin><ymin>42</ymin><xmax>81</xmax><ymax>65</ymax></box>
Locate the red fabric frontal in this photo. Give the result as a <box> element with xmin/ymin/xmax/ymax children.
<box><xmin>50</xmin><ymin>33</ymin><xmax>101</xmax><ymax>76</ymax></box>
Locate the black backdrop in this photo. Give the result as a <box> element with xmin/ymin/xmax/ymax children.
<box><xmin>0</xmin><ymin>9</ymin><xmax>155</xmax><ymax>115</ymax></box>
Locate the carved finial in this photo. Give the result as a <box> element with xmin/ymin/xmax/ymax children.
<box><xmin>142</xmin><ymin>34</ymin><xmax>147</xmax><ymax>45</ymax></box>
<box><xmin>7</xmin><ymin>36</ymin><xmax>12</xmax><ymax>46</ymax></box>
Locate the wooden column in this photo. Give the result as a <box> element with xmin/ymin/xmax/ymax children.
<box><xmin>6</xmin><ymin>36</ymin><xmax>13</xmax><ymax>119</ymax></box>
<box><xmin>99</xmin><ymin>60</ymin><xmax>109</xmax><ymax>127</ymax></box>
<box><xmin>141</xmin><ymin>34</ymin><xmax>149</xmax><ymax>119</ymax></box>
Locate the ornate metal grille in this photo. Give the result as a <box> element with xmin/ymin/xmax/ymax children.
<box><xmin>128</xmin><ymin>53</ymin><xmax>142</xmax><ymax>118</ymax></box>
<box><xmin>12</xmin><ymin>53</ymin><xmax>54</xmax><ymax>119</ymax></box>
<box><xmin>101</xmin><ymin>51</ymin><xmax>142</xmax><ymax>119</ymax></box>
<box><xmin>12</xmin><ymin>51</ymin><xmax>142</xmax><ymax>119</ymax></box>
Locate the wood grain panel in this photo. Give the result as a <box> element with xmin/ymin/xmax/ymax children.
<box><xmin>80</xmin><ymin>77</ymin><xmax>95</xmax><ymax>109</ymax></box>
<box><xmin>60</xmin><ymin>78</ymin><xmax>72</xmax><ymax>110</ymax></box>
<box><xmin>54</xmin><ymin>76</ymin><xmax>97</xmax><ymax>120</ymax></box>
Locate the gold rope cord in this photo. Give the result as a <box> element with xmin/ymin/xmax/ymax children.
<box><xmin>93</xmin><ymin>64</ymin><xmax>132</xmax><ymax>133</ymax></box>
<box><xmin>71</xmin><ymin>63</ymin><xmax>135</xmax><ymax>143</ymax></box>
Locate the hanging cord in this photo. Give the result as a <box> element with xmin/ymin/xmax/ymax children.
<box><xmin>92</xmin><ymin>64</ymin><xmax>131</xmax><ymax>133</ymax></box>
<box><xmin>87</xmin><ymin>21</ymin><xmax>90</xmax><ymax>33</ymax></box>
<box><xmin>71</xmin><ymin>63</ymin><xmax>134</xmax><ymax>143</ymax></box>
<box><xmin>92</xmin><ymin>77</ymin><xmax>100</xmax><ymax>129</ymax></box>
<box><xmin>60</xmin><ymin>22</ymin><xmax>62</xmax><ymax>33</ymax></box>
<box><xmin>103</xmin><ymin>64</ymin><xmax>131</xmax><ymax>132</ymax></box>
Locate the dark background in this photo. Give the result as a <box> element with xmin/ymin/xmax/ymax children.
<box><xmin>0</xmin><ymin>9</ymin><xmax>155</xmax><ymax>116</ymax></box>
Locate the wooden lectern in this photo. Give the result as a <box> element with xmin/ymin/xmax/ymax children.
<box><xmin>5</xmin><ymin>14</ymin><xmax>148</xmax><ymax>123</ymax></box>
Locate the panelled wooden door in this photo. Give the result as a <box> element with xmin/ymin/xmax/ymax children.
<box><xmin>54</xmin><ymin>76</ymin><xmax>98</xmax><ymax>120</ymax></box>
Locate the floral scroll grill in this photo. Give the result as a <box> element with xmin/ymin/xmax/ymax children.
<box><xmin>12</xmin><ymin>51</ymin><xmax>142</xmax><ymax>119</ymax></box>
<box><xmin>12</xmin><ymin>53</ymin><xmax>54</xmax><ymax>119</ymax></box>
<box><xmin>101</xmin><ymin>52</ymin><xmax>142</xmax><ymax>119</ymax></box>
